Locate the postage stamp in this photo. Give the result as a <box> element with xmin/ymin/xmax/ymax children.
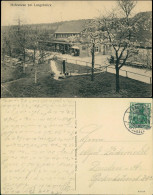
<box><xmin>123</xmin><ymin>102</ymin><xmax>152</xmax><ymax>135</ymax></box>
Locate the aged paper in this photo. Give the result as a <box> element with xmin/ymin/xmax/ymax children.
<box><xmin>1</xmin><ymin>0</ymin><xmax>153</xmax><ymax>194</ymax></box>
<box><xmin>1</xmin><ymin>98</ymin><xmax>153</xmax><ymax>194</ymax></box>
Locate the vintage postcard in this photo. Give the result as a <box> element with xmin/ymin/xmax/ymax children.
<box><xmin>1</xmin><ymin>1</ymin><xmax>153</xmax><ymax>195</ymax></box>
<box><xmin>1</xmin><ymin>98</ymin><xmax>153</xmax><ymax>194</ymax></box>
<box><xmin>1</xmin><ymin>1</ymin><xmax>152</xmax><ymax>98</ymax></box>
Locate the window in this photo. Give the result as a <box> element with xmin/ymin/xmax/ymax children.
<box><xmin>82</xmin><ymin>46</ymin><xmax>86</xmax><ymax>50</ymax></box>
<box><xmin>95</xmin><ymin>47</ymin><xmax>99</xmax><ymax>52</ymax></box>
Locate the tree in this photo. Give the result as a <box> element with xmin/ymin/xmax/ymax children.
<box><xmin>1</xmin><ymin>26</ymin><xmax>14</xmax><ymax>59</ymax></box>
<box><xmin>99</xmin><ymin>0</ymin><xmax>137</xmax><ymax>92</ymax></box>
<box><xmin>26</xmin><ymin>27</ymin><xmax>52</xmax><ymax>84</ymax></box>
<box><xmin>81</xmin><ymin>20</ymin><xmax>102</xmax><ymax>81</ymax></box>
<box><xmin>146</xmin><ymin>49</ymin><xmax>152</xmax><ymax>70</ymax></box>
<box><xmin>11</xmin><ymin>19</ymin><xmax>29</xmax><ymax>73</ymax></box>
<box><xmin>33</xmin><ymin>46</ymin><xmax>50</xmax><ymax>84</ymax></box>
<box><xmin>2</xmin><ymin>20</ymin><xmax>52</xmax><ymax>84</ymax></box>
<box><xmin>1</xmin><ymin>19</ymin><xmax>31</xmax><ymax>72</ymax></box>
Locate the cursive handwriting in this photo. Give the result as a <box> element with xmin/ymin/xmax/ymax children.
<box><xmin>1</xmin><ymin>99</ymin><xmax>76</xmax><ymax>194</ymax></box>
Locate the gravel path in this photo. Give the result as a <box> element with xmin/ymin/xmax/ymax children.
<box><xmin>55</xmin><ymin>53</ymin><xmax>152</xmax><ymax>84</ymax></box>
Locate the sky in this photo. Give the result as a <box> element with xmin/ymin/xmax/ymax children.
<box><xmin>2</xmin><ymin>1</ymin><xmax>152</xmax><ymax>26</ymax></box>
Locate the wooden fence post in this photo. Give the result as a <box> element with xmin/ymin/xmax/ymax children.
<box><xmin>126</xmin><ymin>71</ymin><xmax>128</xmax><ymax>77</ymax></box>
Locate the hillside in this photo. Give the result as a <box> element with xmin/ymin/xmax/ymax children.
<box><xmin>132</xmin><ymin>11</ymin><xmax>152</xmax><ymax>46</ymax></box>
<box><xmin>1</xmin><ymin>12</ymin><xmax>152</xmax><ymax>45</ymax></box>
<box><xmin>1</xmin><ymin>19</ymin><xmax>89</xmax><ymax>36</ymax></box>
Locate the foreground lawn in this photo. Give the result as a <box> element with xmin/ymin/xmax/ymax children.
<box><xmin>1</xmin><ymin>70</ymin><xmax>152</xmax><ymax>98</ymax></box>
<box><xmin>1</xmin><ymin>64</ymin><xmax>24</xmax><ymax>83</ymax></box>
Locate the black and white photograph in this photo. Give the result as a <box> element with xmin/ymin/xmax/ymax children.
<box><xmin>1</xmin><ymin>1</ymin><xmax>152</xmax><ymax>97</ymax></box>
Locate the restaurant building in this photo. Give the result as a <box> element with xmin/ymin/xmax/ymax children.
<box><xmin>39</xmin><ymin>19</ymin><xmax>111</xmax><ymax>57</ymax></box>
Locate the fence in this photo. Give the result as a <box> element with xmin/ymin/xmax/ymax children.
<box><xmin>55</xmin><ymin>56</ymin><xmax>152</xmax><ymax>84</ymax></box>
<box><xmin>55</xmin><ymin>57</ymin><xmax>93</xmax><ymax>75</ymax></box>
<box><xmin>107</xmin><ymin>66</ymin><xmax>152</xmax><ymax>84</ymax></box>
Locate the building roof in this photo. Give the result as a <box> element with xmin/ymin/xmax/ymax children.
<box><xmin>55</xmin><ymin>20</ymin><xmax>88</xmax><ymax>34</ymax></box>
<box><xmin>39</xmin><ymin>40</ymin><xmax>72</xmax><ymax>45</ymax></box>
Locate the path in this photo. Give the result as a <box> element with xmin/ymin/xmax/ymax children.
<box><xmin>107</xmin><ymin>65</ymin><xmax>152</xmax><ymax>84</ymax></box>
<box><xmin>55</xmin><ymin>53</ymin><xmax>152</xmax><ymax>84</ymax></box>
<box><xmin>27</xmin><ymin>50</ymin><xmax>152</xmax><ymax>84</ymax></box>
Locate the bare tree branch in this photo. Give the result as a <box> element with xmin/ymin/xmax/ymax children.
<box><xmin>119</xmin><ymin>50</ymin><xmax>129</xmax><ymax>69</ymax></box>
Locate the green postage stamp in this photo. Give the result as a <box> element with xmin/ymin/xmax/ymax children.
<box><xmin>123</xmin><ymin>102</ymin><xmax>152</xmax><ymax>135</ymax></box>
<box><xmin>129</xmin><ymin>103</ymin><xmax>151</xmax><ymax>129</ymax></box>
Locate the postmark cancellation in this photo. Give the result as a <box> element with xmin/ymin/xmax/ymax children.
<box><xmin>123</xmin><ymin>102</ymin><xmax>152</xmax><ymax>135</ymax></box>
